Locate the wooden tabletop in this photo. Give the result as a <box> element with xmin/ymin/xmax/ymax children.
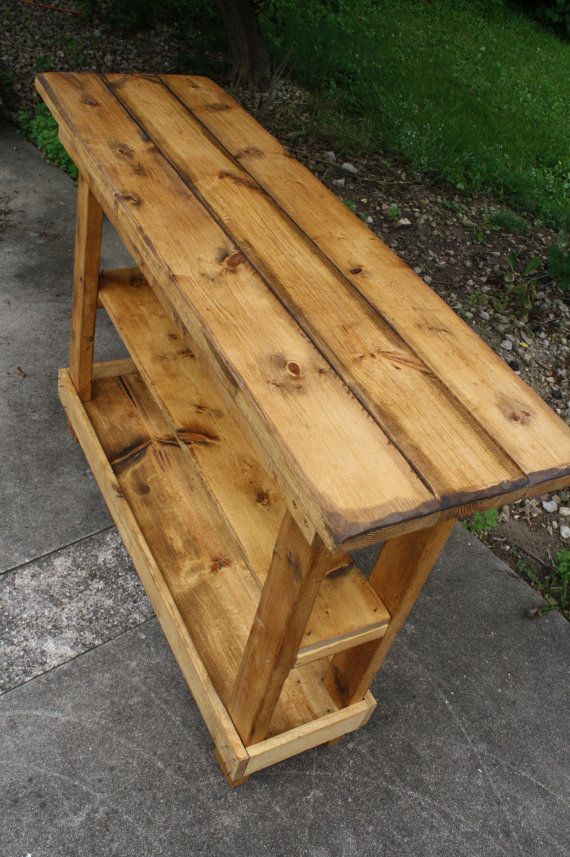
<box><xmin>37</xmin><ymin>72</ymin><xmax>570</xmax><ymax>548</ymax></box>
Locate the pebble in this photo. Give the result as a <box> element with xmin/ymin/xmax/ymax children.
<box><xmin>323</xmin><ymin>151</ymin><xmax>336</xmax><ymax>163</ymax></box>
<box><xmin>559</xmin><ymin>507</ymin><xmax>570</xmax><ymax>517</ymax></box>
<box><xmin>332</xmin><ymin>178</ymin><xmax>345</xmax><ymax>188</ymax></box>
<box><xmin>479</xmin><ymin>310</ymin><xmax>490</xmax><ymax>321</ymax></box>
<box><xmin>396</xmin><ymin>218</ymin><xmax>411</xmax><ymax>228</ymax></box>
<box><xmin>501</xmin><ymin>340</ymin><xmax>513</xmax><ymax>351</ymax></box>
<box><xmin>365</xmin><ymin>215</ymin><xmax>373</xmax><ymax>224</ymax></box>
<box><xmin>341</xmin><ymin>162</ymin><xmax>357</xmax><ymax>175</ymax></box>
<box><xmin>561</xmin><ymin>525</ymin><xmax>570</xmax><ymax>540</ymax></box>
<box><xmin>542</xmin><ymin>499</ymin><xmax>558</xmax><ymax>513</ymax></box>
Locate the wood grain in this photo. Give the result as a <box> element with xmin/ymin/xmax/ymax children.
<box><xmin>98</xmin><ymin>269</ymin><xmax>391</xmax><ymax>661</ymax></box>
<box><xmin>107</xmin><ymin>72</ymin><xmax>525</xmax><ymax>507</ymax></box>
<box><xmin>229</xmin><ymin>512</ymin><xmax>332</xmax><ymax>745</ymax></box>
<box><xmin>165</xmin><ymin>74</ymin><xmax>570</xmax><ymax>490</ymax></box>
<box><xmin>68</xmin><ymin>174</ymin><xmax>102</xmax><ymax>401</ymax></box>
<box><xmin>36</xmin><ymin>71</ymin><xmax>438</xmax><ymax>548</ymax></box>
<box><xmin>324</xmin><ymin>519</ymin><xmax>456</xmax><ymax>706</ymax></box>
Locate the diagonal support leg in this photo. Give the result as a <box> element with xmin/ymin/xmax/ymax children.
<box><xmin>324</xmin><ymin>519</ymin><xmax>456</xmax><ymax>707</ymax></box>
<box><xmin>69</xmin><ymin>174</ymin><xmax>103</xmax><ymax>402</ymax></box>
<box><xmin>229</xmin><ymin>510</ymin><xmax>331</xmax><ymax>746</ymax></box>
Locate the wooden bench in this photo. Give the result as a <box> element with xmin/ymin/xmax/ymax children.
<box><xmin>37</xmin><ymin>71</ymin><xmax>570</xmax><ymax>785</ymax></box>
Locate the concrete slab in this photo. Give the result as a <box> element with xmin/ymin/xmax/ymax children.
<box><xmin>0</xmin><ymin>121</ymin><xmax>131</xmax><ymax>573</ymax></box>
<box><xmin>1</xmin><ymin>526</ymin><xmax>568</xmax><ymax>857</ymax></box>
<box><xmin>0</xmin><ymin>528</ymin><xmax>151</xmax><ymax>694</ymax></box>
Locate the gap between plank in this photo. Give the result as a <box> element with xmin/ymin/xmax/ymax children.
<box><xmin>102</xmin><ymin>74</ymin><xmax>529</xmax><ymax>504</ymax></box>
<box><xmin>154</xmin><ymin>74</ymin><xmax>529</xmax><ymax>494</ymax></box>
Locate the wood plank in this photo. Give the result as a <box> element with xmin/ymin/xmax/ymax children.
<box><xmin>324</xmin><ymin>519</ymin><xmax>456</xmax><ymax>706</ymax></box>
<box><xmin>229</xmin><ymin>512</ymin><xmax>332</xmax><ymax>745</ymax></box>
<box><xmin>106</xmin><ymin>72</ymin><xmax>525</xmax><ymax>506</ymax></box>
<box><xmin>57</xmin><ymin>367</ymin><xmax>248</xmax><ymax>780</ymax></box>
<box><xmin>98</xmin><ymin>266</ymin><xmax>283</xmax><ymax>583</ymax></box>
<box><xmin>36</xmin><ymin>71</ymin><xmax>437</xmax><ymax>549</ymax></box>
<box><xmin>165</xmin><ymin>74</ymin><xmax>570</xmax><ymax>489</ymax></box>
<box><xmin>98</xmin><ymin>269</ymin><xmax>390</xmax><ymax>660</ymax></box>
<box><xmin>68</xmin><ymin>174</ymin><xmax>102</xmax><ymax>401</ymax></box>
<box><xmin>65</xmin><ymin>365</ymin><xmax>347</xmax><ymax>737</ymax></box>
<box><xmin>244</xmin><ymin>692</ymin><xmax>376</xmax><ymax>776</ymax></box>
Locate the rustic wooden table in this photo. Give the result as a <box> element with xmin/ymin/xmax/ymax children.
<box><xmin>37</xmin><ymin>72</ymin><xmax>570</xmax><ymax>785</ymax></box>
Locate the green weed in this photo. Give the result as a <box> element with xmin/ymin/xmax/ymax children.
<box><xmin>463</xmin><ymin>508</ymin><xmax>499</xmax><ymax>537</ymax></box>
<box><xmin>488</xmin><ymin>209</ymin><xmax>530</xmax><ymax>234</ymax></box>
<box><xmin>19</xmin><ymin>104</ymin><xmax>78</xmax><ymax>179</ymax></box>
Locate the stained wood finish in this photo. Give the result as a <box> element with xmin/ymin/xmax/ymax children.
<box><xmin>37</xmin><ymin>71</ymin><xmax>441</xmax><ymax>550</ymax></box>
<box><xmin>229</xmin><ymin>512</ymin><xmax>332</xmax><ymax>745</ymax></box>
<box><xmin>324</xmin><ymin>520</ymin><xmax>457</xmax><ymax>706</ymax></box>
<box><xmin>69</xmin><ymin>174</ymin><xmax>102</xmax><ymax>401</ymax></box>
<box><xmin>59</xmin><ymin>365</ymin><xmax>378</xmax><ymax>781</ymax></box>
<box><xmin>107</xmin><ymin>72</ymin><xmax>524</xmax><ymax>505</ymax></box>
<box><xmin>42</xmin><ymin>71</ymin><xmax>570</xmax><ymax>782</ymax></box>
<box><xmin>36</xmin><ymin>72</ymin><xmax>570</xmax><ymax>549</ymax></box>
<box><xmin>98</xmin><ymin>269</ymin><xmax>391</xmax><ymax>659</ymax></box>
<box><xmin>163</xmin><ymin>74</ymin><xmax>570</xmax><ymax>489</ymax></box>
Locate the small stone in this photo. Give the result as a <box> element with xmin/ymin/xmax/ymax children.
<box><xmin>396</xmin><ymin>217</ymin><xmax>411</xmax><ymax>228</ymax></box>
<box><xmin>559</xmin><ymin>507</ymin><xmax>570</xmax><ymax>517</ymax></box>
<box><xmin>501</xmin><ymin>339</ymin><xmax>513</xmax><ymax>351</ymax></box>
<box><xmin>479</xmin><ymin>310</ymin><xmax>490</xmax><ymax>321</ymax></box>
<box><xmin>560</xmin><ymin>524</ymin><xmax>570</xmax><ymax>540</ymax></box>
<box><xmin>423</xmin><ymin>275</ymin><xmax>432</xmax><ymax>284</ymax></box>
<box><xmin>332</xmin><ymin>178</ymin><xmax>345</xmax><ymax>188</ymax></box>
<box><xmin>323</xmin><ymin>151</ymin><xmax>336</xmax><ymax>163</ymax></box>
<box><xmin>341</xmin><ymin>162</ymin><xmax>357</xmax><ymax>175</ymax></box>
<box><xmin>507</xmin><ymin>359</ymin><xmax>520</xmax><ymax>371</ymax></box>
<box><xmin>365</xmin><ymin>215</ymin><xmax>373</xmax><ymax>225</ymax></box>
<box><xmin>542</xmin><ymin>499</ymin><xmax>558</xmax><ymax>513</ymax></box>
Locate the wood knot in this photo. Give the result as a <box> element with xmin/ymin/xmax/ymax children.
<box><xmin>510</xmin><ymin>409</ymin><xmax>532</xmax><ymax>424</ymax></box>
<box><xmin>286</xmin><ymin>361</ymin><xmax>302</xmax><ymax>377</ymax></box>
<box><xmin>226</xmin><ymin>252</ymin><xmax>246</xmax><ymax>270</ymax></box>
<box><xmin>236</xmin><ymin>146</ymin><xmax>263</xmax><ymax>159</ymax></box>
<box><xmin>206</xmin><ymin>102</ymin><xmax>231</xmax><ymax>112</ymax></box>
<box><xmin>255</xmin><ymin>489</ymin><xmax>270</xmax><ymax>505</ymax></box>
<box><xmin>114</xmin><ymin>192</ymin><xmax>141</xmax><ymax>207</ymax></box>
<box><xmin>350</xmin><ymin>266</ymin><xmax>363</xmax><ymax>274</ymax></box>
<box><xmin>115</xmin><ymin>143</ymin><xmax>134</xmax><ymax>157</ymax></box>
<box><xmin>210</xmin><ymin>556</ymin><xmax>231</xmax><ymax>573</ymax></box>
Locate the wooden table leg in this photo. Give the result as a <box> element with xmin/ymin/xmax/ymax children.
<box><xmin>69</xmin><ymin>174</ymin><xmax>103</xmax><ymax>402</ymax></box>
<box><xmin>228</xmin><ymin>510</ymin><xmax>331</xmax><ymax>746</ymax></box>
<box><xmin>324</xmin><ymin>519</ymin><xmax>456</xmax><ymax>707</ymax></box>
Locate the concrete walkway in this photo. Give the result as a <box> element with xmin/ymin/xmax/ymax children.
<box><xmin>1</xmin><ymin>121</ymin><xmax>568</xmax><ymax>857</ymax></box>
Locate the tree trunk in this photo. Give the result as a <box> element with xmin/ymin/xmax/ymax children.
<box><xmin>214</xmin><ymin>0</ymin><xmax>271</xmax><ymax>89</ymax></box>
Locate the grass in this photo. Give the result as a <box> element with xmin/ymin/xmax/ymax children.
<box><xmin>261</xmin><ymin>0</ymin><xmax>570</xmax><ymax>228</ymax></box>
<box><xmin>462</xmin><ymin>509</ymin><xmax>499</xmax><ymax>538</ymax></box>
<box><xmin>515</xmin><ymin>548</ymin><xmax>570</xmax><ymax>620</ymax></box>
<box><xmin>19</xmin><ymin>104</ymin><xmax>78</xmax><ymax>179</ymax></box>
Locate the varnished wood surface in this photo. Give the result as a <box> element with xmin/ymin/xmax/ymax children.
<box><xmin>98</xmin><ymin>269</ymin><xmax>391</xmax><ymax>661</ymax></box>
<box><xmin>38</xmin><ymin>72</ymin><xmax>570</xmax><ymax>547</ymax></box>
<box><xmin>68</xmin><ymin>175</ymin><xmax>102</xmax><ymax>401</ymax></box>
<box><xmin>59</xmin><ymin>365</ymin><xmax>378</xmax><ymax>780</ymax></box>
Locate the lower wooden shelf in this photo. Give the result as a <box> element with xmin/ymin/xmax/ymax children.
<box><xmin>59</xmin><ymin>363</ymin><xmax>377</xmax><ymax>782</ymax></box>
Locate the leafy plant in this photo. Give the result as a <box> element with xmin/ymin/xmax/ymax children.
<box><xmin>517</xmin><ymin>547</ymin><xmax>570</xmax><ymax>620</ymax></box>
<box><xmin>387</xmin><ymin>204</ymin><xmax>402</xmax><ymax>221</ymax></box>
<box><xmin>491</xmin><ymin>251</ymin><xmax>542</xmax><ymax>319</ymax></box>
<box><xmin>463</xmin><ymin>509</ymin><xmax>499</xmax><ymax>538</ymax></box>
<box><xmin>33</xmin><ymin>55</ymin><xmax>55</xmax><ymax>73</ymax></box>
<box><xmin>19</xmin><ymin>105</ymin><xmax>78</xmax><ymax>179</ymax></box>
<box><xmin>547</xmin><ymin>241</ymin><xmax>570</xmax><ymax>291</ymax></box>
<box><xmin>488</xmin><ymin>209</ymin><xmax>529</xmax><ymax>234</ymax></box>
